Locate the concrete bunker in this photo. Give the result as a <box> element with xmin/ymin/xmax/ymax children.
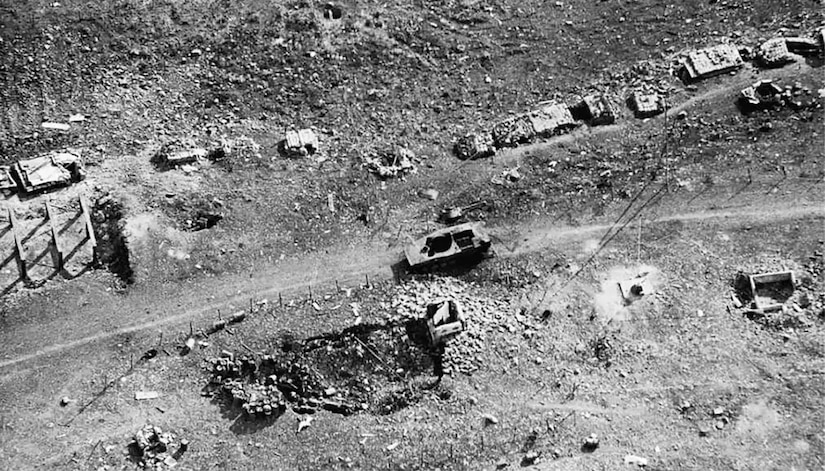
<box><xmin>749</xmin><ymin>271</ymin><xmax>795</xmax><ymax>311</ymax></box>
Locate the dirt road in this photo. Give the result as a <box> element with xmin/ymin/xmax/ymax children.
<box><xmin>1</xmin><ymin>196</ymin><xmax>821</xmax><ymax>370</ymax></box>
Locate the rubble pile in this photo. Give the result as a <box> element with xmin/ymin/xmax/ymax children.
<box><xmin>153</xmin><ymin>138</ymin><xmax>207</xmax><ymax>168</ymax></box>
<box><xmin>757</xmin><ymin>38</ymin><xmax>795</xmax><ymax>68</ymax></box>
<box><xmin>570</xmin><ymin>95</ymin><xmax>617</xmax><ymax>125</ymax></box>
<box><xmin>130</xmin><ymin>425</ymin><xmax>186</xmax><ymax>470</ymax></box>
<box><xmin>207</xmin><ymin>353</ymin><xmax>254</xmax><ymax>383</ymax></box>
<box><xmin>206</xmin><ymin>333</ymin><xmax>422</xmax><ymax>417</ymax></box>
<box><xmin>390</xmin><ymin>277</ymin><xmax>512</xmax><ymax>375</ymax></box>
<box><xmin>738</xmin><ymin>80</ymin><xmax>820</xmax><ymax>113</ymax></box>
<box><xmin>454</xmin><ymin>132</ymin><xmax>496</xmax><ymax>161</ymax></box>
<box><xmin>364</xmin><ymin>147</ymin><xmax>417</xmax><ymax>179</ymax></box>
<box><xmin>223</xmin><ymin>378</ymin><xmax>287</xmax><ymax>418</ymax></box>
<box><xmin>210</xmin><ymin>135</ymin><xmax>263</xmax><ymax>169</ymax></box>
<box><xmin>491</xmin><ymin>115</ymin><xmax>536</xmax><ymax>148</ymax></box>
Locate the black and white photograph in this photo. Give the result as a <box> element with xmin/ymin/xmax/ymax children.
<box><xmin>0</xmin><ymin>1</ymin><xmax>823</xmax><ymax>469</ymax></box>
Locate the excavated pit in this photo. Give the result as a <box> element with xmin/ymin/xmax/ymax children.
<box><xmin>91</xmin><ymin>197</ymin><xmax>134</xmax><ymax>285</ymax></box>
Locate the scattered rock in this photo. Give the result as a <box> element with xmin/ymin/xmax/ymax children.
<box><xmin>364</xmin><ymin>147</ymin><xmax>417</xmax><ymax>179</ymax></box>
<box><xmin>130</xmin><ymin>424</ymin><xmax>186</xmax><ymax>470</ymax></box>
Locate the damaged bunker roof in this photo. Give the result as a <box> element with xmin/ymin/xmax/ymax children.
<box><xmin>682</xmin><ymin>44</ymin><xmax>743</xmax><ymax>80</ymax></box>
<box><xmin>14</xmin><ymin>151</ymin><xmax>79</xmax><ymax>192</ymax></box>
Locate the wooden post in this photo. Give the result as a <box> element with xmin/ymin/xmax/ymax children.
<box><xmin>79</xmin><ymin>196</ymin><xmax>97</xmax><ymax>264</ymax></box>
<box><xmin>45</xmin><ymin>201</ymin><xmax>64</xmax><ymax>271</ymax></box>
<box><xmin>8</xmin><ymin>207</ymin><xmax>28</xmax><ymax>281</ymax></box>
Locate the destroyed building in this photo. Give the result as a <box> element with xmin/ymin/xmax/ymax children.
<box><xmin>748</xmin><ymin>271</ymin><xmax>795</xmax><ymax>311</ymax></box>
<box><xmin>364</xmin><ymin>147</ymin><xmax>417</xmax><ymax>179</ymax></box>
<box><xmin>491</xmin><ymin>114</ymin><xmax>536</xmax><ymax>148</ymax></box>
<box><xmin>569</xmin><ymin>95</ymin><xmax>617</xmax><ymax>125</ymax></box>
<box><xmin>738</xmin><ymin>79</ymin><xmax>820</xmax><ymax>113</ymax></box>
<box><xmin>527</xmin><ymin>102</ymin><xmax>578</xmax><ymax>138</ymax></box>
<box><xmin>628</xmin><ymin>92</ymin><xmax>664</xmax><ymax>119</ymax></box>
<box><xmin>680</xmin><ymin>44</ymin><xmax>744</xmax><ymax>82</ymax></box>
<box><xmin>738</xmin><ymin>79</ymin><xmax>784</xmax><ymax>111</ymax></box>
<box><xmin>282</xmin><ymin>129</ymin><xmax>319</xmax><ymax>157</ymax></box>
<box><xmin>12</xmin><ymin>151</ymin><xmax>84</xmax><ymax>194</ymax></box>
<box><xmin>426</xmin><ymin>300</ymin><xmax>465</xmax><ymax>346</ymax></box>
<box><xmin>154</xmin><ymin>139</ymin><xmax>207</xmax><ymax>168</ymax></box>
<box><xmin>784</xmin><ymin>37</ymin><xmax>821</xmax><ymax>56</ymax></box>
<box><xmin>454</xmin><ymin>132</ymin><xmax>496</xmax><ymax>160</ymax></box>
<box><xmin>757</xmin><ymin>38</ymin><xmax>795</xmax><ymax>68</ymax></box>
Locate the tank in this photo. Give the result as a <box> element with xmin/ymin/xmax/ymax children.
<box><xmin>404</xmin><ymin>222</ymin><xmax>492</xmax><ymax>271</ymax></box>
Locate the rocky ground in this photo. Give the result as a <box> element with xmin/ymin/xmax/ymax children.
<box><xmin>0</xmin><ymin>1</ymin><xmax>823</xmax><ymax>470</ymax></box>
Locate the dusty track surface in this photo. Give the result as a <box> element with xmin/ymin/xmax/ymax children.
<box><xmin>1</xmin><ymin>196</ymin><xmax>820</xmax><ymax>370</ymax></box>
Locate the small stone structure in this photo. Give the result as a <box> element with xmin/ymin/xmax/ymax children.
<box><xmin>283</xmin><ymin>129</ymin><xmax>319</xmax><ymax>157</ymax></box>
<box><xmin>749</xmin><ymin>271</ymin><xmax>795</xmax><ymax>311</ymax></box>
